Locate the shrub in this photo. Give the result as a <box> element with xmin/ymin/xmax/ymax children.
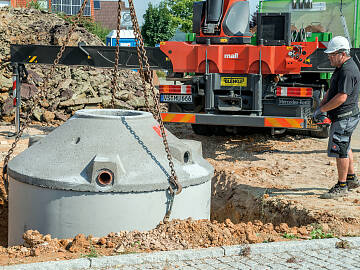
<box><xmin>57</xmin><ymin>13</ymin><xmax>110</xmax><ymax>43</ymax></box>
<box><xmin>26</xmin><ymin>0</ymin><xmax>43</xmax><ymax>10</ymax></box>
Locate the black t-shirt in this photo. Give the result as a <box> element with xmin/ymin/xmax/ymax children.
<box><xmin>327</xmin><ymin>58</ymin><xmax>360</xmax><ymax>120</ymax></box>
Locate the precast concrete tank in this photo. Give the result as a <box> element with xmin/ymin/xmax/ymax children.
<box><xmin>7</xmin><ymin>109</ymin><xmax>213</xmax><ymax>246</ymax></box>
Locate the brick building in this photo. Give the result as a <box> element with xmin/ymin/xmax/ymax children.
<box><xmin>94</xmin><ymin>0</ymin><xmax>129</xmax><ymax>30</ymax></box>
<box><xmin>8</xmin><ymin>0</ymin><xmax>129</xmax><ymax>31</ymax></box>
<box><xmin>50</xmin><ymin>0</ymin><xmax>93</xmax><ymax>17</ymax></box>
<box><xmin>10</xmin><ymin>0</ymin><xmax>28</xmax><ymax>7</ymax></box>
<box><xmin>9</xmin><ymin>0</ymin><xmax>93</xmax><ymax>15</ymax></box>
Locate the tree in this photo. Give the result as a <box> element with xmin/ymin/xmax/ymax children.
<box><xmin>141</xmin><ymin>2</ymin><xmax>176</xmax><ymax>47</ymax></box>
<box><xmin>166</xmin><ymin>0</ymin><xmax>197</xmax><ymax>33</ymax></box>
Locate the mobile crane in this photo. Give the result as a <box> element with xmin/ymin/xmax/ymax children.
<box><xmin>156</xmin><ymin>0</ymin><xmax>360</xmax><ymax>137</ymax></box>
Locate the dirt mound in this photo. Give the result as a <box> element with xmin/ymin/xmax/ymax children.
<box><xmin>0</xmin><ymin>219</ymin><xmax>312</xmax><ymax>265</ymax></box>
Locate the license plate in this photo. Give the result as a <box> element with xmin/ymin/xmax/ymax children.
<box><xmin>306</xmin><ymin>118</ymin><xmax>320</xmax><ymax>129</ymax></box>
<box><xmin>277</xmin><ymin>98</ymin><xmax>312</xmax><ymax>106</ymax></box>
<box><xmin>160</xmin><ymin>94</ymin><xmax>193</xmax><ymax>103</ymax></box>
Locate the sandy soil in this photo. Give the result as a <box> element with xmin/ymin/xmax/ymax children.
<box><xmin>0</xmin><ymin>122</ymin><xmax>359</xmax><ymax>266</ymax></box>
<box><xmin>169</xmin><ymin>124</ymin><xmax>360</xmax><ymax>231</ymax></box>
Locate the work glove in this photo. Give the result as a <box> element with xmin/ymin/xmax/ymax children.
<box><xmin>312</xmin><ymin>108</ymin><xmax>328</xmax><ymax>124</ymax></box>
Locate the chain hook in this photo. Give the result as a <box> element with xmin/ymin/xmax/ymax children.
<box><xmin>127</xmin><ymin>0</ymin><xmax>182</xmax><ymax>222</ymax></box>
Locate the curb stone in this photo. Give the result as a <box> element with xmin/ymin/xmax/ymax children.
<box><xmin>90</xmin><ymin>247</ymin><xmax>224</xmax><ymax>268</ymax></box>
<box><xmin>1</xmin><ymin>258</ymin><xmax>91</xmax><ymax>270</ymax></box>
<box><xmin>223</xmin><ymin>238</ymin><xmax>341</xmax><ymax>256</ymax></box>
<box><xmin>2</xmin><ymin>237</ymin><xmax>360</xmax><ymax>270</ymax></box>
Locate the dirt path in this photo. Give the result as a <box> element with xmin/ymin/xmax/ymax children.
<box><xmin>1</xmin><ymin>122</ymin><xmax>360</xmax><ymax>265</ymax></box>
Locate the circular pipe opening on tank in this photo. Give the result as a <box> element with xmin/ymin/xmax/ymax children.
<box><xmin>96</xmin><ymin>170</ymin><xmax>114</xmax><ymax>186</ymax></box>
<box><xmin>75</xmin><ymin>109</ymin><xmax>151</xmax><ymax>119</ymax></box>
<box><xmin>184</xmin><ymin>151</ymin><xmax>190</xmax><ymax>163</ymax></box>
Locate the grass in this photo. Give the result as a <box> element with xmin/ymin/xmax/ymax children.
<box><xmin>282</xmin><ymin>232</ymin><xmax>298</xmax><ymax>240</ymax></box>
<box><xmin>310</xmin><ymin>227</ymin><xmax>334</xmax><ymax>239</ymax></box>
<box><xmin>57</xmin><ymin>13</ymin><xmax>110</xmax><ymax>43</ymax></box>
<box><xmin>130</xmin><ymin>240</ymin><xmax>141</xmax><ymax>248</ymax></box>
<box><xmin>81</xmin><ymin>243</ymin><xmax>99</xmax><ymax>258</ymax></box>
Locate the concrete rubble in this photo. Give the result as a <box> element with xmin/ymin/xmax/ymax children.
<box><xmin>0</xmin><ymin>7</ymin><xmax>154</xmax><ymax>124</ymax></box>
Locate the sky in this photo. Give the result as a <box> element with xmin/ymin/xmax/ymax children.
<box><xmin>127</xmin><ymin>0</ymin><xmax>261</xmax><ymax>26</ymax></box>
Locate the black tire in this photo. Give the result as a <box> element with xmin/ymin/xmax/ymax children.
<box><xmin>213</xmin><ymin>126</ymin><xmax>228</xmax><ymax>136</ymax></box>
<box><xmin>191</xmin><ymin>124</ymin><xmax>214</xmax><ymax>136</ymax></box>
<box><xmin>191</xmin><ymin>124</ymin><xmax>234</xmax><ymax>136</ymax></box>
<box><xmin>310</xmin><ymin>125</ymin><xmax>330</xmax><ymax>138</ymax></box>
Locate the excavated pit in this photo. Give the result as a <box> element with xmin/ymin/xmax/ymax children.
<box><xmin>210</xmin><ymin>170</ymin><xmax>317</xmax><ymax>227</ymax></box>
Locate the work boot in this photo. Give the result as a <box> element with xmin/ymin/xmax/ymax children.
<box><xmin>347</xmin><ymin>175</ymin><xmax>360</xmax><ymax>190</ymax></box>
<box><xmin>320</xmin><ymin>183</ymin><xmax>348</xmax><ymax>199</ymax></box>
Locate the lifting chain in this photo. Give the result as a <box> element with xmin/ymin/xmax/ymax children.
<box><xmin>127</xmin><ymin>0</ymin><xmax>182</xmax><ymax>221</ymax></box>
<box><xmin>0</xmin><ymin>0</ymin><xmax>90</xmax><ymax>204</ymax></box>
<box><xmin>110</xmin><ymin>0</ymin><xmax>122</xmax><ymax>108</ymax></box>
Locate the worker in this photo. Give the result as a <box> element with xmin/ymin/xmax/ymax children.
<box><xmin>313</xmin><ymin>36</ymin><xmax>360</xmax><ymax>199</ymax></box>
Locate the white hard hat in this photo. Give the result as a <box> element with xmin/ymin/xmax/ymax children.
<box><xmin>324</xmin><ymin>36</ymin><xmax>350</xmax><ymax>53</ymax></box>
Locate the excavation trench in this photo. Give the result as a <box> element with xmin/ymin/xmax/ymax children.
<box><xmin>210</xmin><ymin>170</ymin><xmax>317</xmax><ymax>227</ymax></box>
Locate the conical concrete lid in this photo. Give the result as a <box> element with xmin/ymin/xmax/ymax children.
<box><xmin>8</xmin><ymin>109</ymin><xmax>213</xmax><ymax>192</ymax></box>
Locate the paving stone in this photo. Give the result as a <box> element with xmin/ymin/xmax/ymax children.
<box><xmin>240</xmin><ymin>258</ymin><xmax>264</xmax><ymax>267</ymax></box>
<box><xmin>190</xmin><ymin>263</ymin><xmax>217</xmax><ymax>270</ymax></box>
<box><xmin>201</xmin><ymin>258</ymin><xmax>223</xmax><ymax>265</ymax></box>
<box><xmin>136</xmin><ymin>264</ymin><xmax>153</xmax><ymax>268</ymax></box>
<box><xmin>340</xmin><ymin>265</ymin><xmax>360</xmax><ymax>270</ymax></box>
<box><xmin>210</xmin><ymin>262</ymin><xmax>233</xmax><ymax>269</ymax></box>
<box><xmin>214</xmin><ymin>266</ymin><xmax>235</xmax><ymax>270</ymax></box>
<box><xmin>142</xmin><ymin>262</ymin><xmax>169</xmax><ymax>268</ymax></box>
<box><xmin>2</xmin><ymin>258</ymin><xmax>91</xmax><ymax>270</ymax></box>
<box><xmin>7</xmin><ymin>238</ymin><xmax>360</xmax><ymax>270</ymax></box>
<box><xmin>322</xmin><ymin>265</ymin><xmax>345</xmax><ymax>270</ymax></box>
<box><xmin>265</xmin><ymin>264</ymin><xmax>293</xmax><ymax>270</ymax></box>
<box><xmin>215</xmin><ymin>256</ymin><xmax>235</xmax><ymax>264</ymax></box>
<box><xmin>226</xmin><ymin>261</ymin><xmax>252</xmax><ymax>269</ymax></box>
<box><xmin>303</xmin><ymin>254</ymin><xmax>339</xmax><ymax>265</ymax></box>
<box><xmin>109</xmin><ymin>266</ymin><xmax>138</xmax><ymax>270</ymax></box>
<box><xmin>181</xmin><ymin>266</ymin><xmax>199</xmax><ymax>270</ymax></box>
<box><xmin>167</xmin><ymin>261</ymin><xmax>188</xmax><ymax>267</ymax></box>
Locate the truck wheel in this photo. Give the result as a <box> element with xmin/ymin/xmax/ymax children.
<box><xmin>310</xmin><ymin>126</ymin><xmax>329</xmax><ymax>138</ymax></box>
<box><xmin>191</xmin><ymin>124</ymin><xmax>214</xmax><ymax>136</ymax></box>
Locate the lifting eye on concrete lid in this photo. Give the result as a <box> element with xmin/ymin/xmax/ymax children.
<box><xmin>184</xmin><ymin>151</ymin><xmax>190</xmax><ymax>164</ymax></box>
<box><xmin>72</xmin><ymin>137</ymin><xmax>81</xmax><ymax>144</ymax></box>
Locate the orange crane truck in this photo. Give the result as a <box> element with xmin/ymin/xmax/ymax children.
<box><xmin>156</xmin><ymin>0</ymin><xmax>358</xmax><ymax>137</ymax></box>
